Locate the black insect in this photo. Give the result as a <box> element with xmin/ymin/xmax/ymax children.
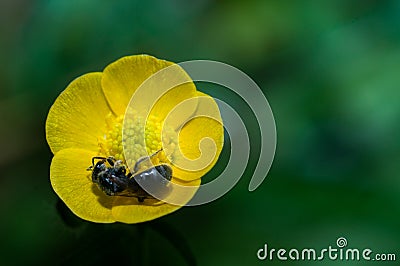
<box><xmin>87</xmin><ymin>149</ymin><xmax>172</xmax><ymax>202</ymax></box>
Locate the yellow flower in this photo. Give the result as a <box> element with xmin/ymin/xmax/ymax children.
<box><xmin>46</xmin><ymin>55</ymin><xmax>224</xmax><ymax>223</ymax></box>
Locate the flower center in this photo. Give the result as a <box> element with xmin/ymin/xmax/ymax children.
<box><xmin>98</xmin><ymin>110</ymin><xmax>177</xmax><ymax>172</ymax></box>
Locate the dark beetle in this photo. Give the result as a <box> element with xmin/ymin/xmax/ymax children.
<box><xmin>87</xmin><ymin>150</ymin><xmax>172</xmax><ymax>202</ymax></box>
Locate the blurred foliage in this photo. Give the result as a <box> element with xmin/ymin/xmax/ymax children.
<box><xmin>1</xmin><ymin>0</ymin><xmax>400</xmax><ymax>265</ymax></box>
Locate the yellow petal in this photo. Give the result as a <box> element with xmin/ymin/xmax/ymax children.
<box><xmin>102</xmin><ymin>55</ymin><xmax>198</xmax><ymax>126</ymax></box>
<box><xmin>111</xmin><ymin>178</ymin><xmax>200</xmax><ymax>223</ymax></box>
<box><xmin>50</xmin><ymin>148</ymin><xmax>115</xmax><ymax>223</ymax></box>
<box><xmin>46</xmin><ymin>72</ymin><xmax>112</xmax><ymax>154</ymax></box>
<box><xmin>169</xmin><ymin>92</ymin><xmax>224</xmax><ymax>181</ymax></box>
<box><xmin>161</xmin><ymin>177</ymin><xmax>201</xmax><ymax>206</ymax></box>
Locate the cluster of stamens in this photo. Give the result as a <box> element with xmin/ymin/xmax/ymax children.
<box><xmin>98</xmin><ymin>108</ymin><xmax>177</xmax><ymax>172</ymax></box>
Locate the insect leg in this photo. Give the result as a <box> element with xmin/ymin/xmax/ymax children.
<box><xmin>133</xmin><ymin>148</ymin><xmax>163</xmax><ymax>173</ymax></box>
<box><xmin>91</xmin><ymin>157</ymin><xmax>107</xmax><ymax>167</ymax></box>
<box><xmin>87</xmin><ymin>156</ymin><xmax>107</xmax><ymax>171</ymax></box>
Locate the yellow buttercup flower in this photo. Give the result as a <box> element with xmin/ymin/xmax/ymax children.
<box><xmin>46</xmin><ymin>55</ymin><xmax>223</xmax><ymax>223</ymax></box>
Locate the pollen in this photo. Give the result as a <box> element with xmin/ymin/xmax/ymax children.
<box><xmin>98</xmin><ymin>110</ymin><xmax>177</xmax><ymax>171</ymax></box>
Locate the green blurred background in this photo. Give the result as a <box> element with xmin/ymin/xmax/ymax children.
<box><xmin>1</xmin><ymin>0</ymin><xmax>399</xmax><ymax>265</ymax></box>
